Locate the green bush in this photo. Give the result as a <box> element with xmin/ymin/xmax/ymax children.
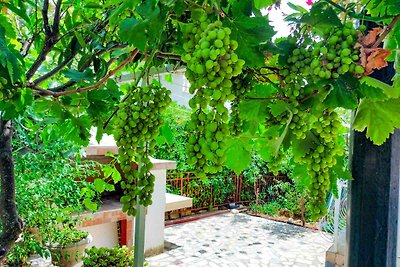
<box><xmin>5</xmin><ymin>122</ymin><xmax>103</xmax><ymax>265</ymax></box>
<box><xmin>82</xmin><ymin>246</ymin><xmax>134</xmax><ymax>267</ymax></box>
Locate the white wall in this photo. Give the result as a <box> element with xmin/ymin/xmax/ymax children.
<box><xmin>144</xmin><ymin>169</ymin><xmax>166</xmax><ymax>252</ymax></box>
<box><xmin>80</xmin><ymin>222</ymin><xmax>119</xmax><ymax>249</ymax></box>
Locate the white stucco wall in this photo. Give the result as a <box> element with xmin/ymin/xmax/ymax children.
<box><xmin>80</xmin><ymin>222</ymin><xmax>119</xmax><ymax>249</ymax></box>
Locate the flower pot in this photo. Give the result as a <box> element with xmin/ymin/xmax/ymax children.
<box><xmin>50</xmin><ymin>234</ymin><xmax>92</xmax><ymax>267</ymax></box>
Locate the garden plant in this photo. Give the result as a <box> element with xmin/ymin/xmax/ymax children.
<box><xmin>0</xmin><ymin>0</ymin><xmax>400</xmax><ymax>262</ymax></box>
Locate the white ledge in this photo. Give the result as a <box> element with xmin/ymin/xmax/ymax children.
<box><xmin>85</xmin><ymin>145</ymin><xmax>176</xmax><ymax>170</ymax></box>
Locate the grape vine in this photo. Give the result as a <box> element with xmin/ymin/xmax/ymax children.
<box><xmin>114</xmin><ymin>84</ymin><xmax>171</xmax><ymax>216</ymax></box>
<box><xmin>249</xmin><ymin>21</ymin><xmax>364</xmax><ymax>219</ymax></box>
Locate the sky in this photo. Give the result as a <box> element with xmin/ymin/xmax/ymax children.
<box><xmin>266</xmin><ymin>0</ymin><xmax>310</xmax><ymax>38</ymax></box>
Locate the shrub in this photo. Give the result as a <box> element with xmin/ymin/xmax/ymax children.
<box><xmin>82</xmin><ymin>246</ymin><xmax>134</xmax><ymax>267</ymax></box>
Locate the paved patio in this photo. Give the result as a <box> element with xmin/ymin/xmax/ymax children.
<box><xmin>146</xmin><ymin>212</ymin><xmax>332</xmax><ymax>267</ymax></box>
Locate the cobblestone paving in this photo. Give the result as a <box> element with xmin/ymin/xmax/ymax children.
<box><xmin>147</xmin><ymin>212</ymin><xmax>332</xmax><ymax>267</ymax></box>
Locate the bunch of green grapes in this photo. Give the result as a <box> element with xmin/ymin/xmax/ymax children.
<box><xmin>114</xmin><ymin>84</ymin><xmax>171</xmax><ymax>216</ymax></box>
<box><xmin>181</xmin><ymin>10</ymin><xmax>245</xmax><ymax>177</ymax></box>
<box><xmin>294</xmin><ymin>110</ymin><xmax>344</xmax><ymax>220</ymax></box>
<box><xmin>283</xmin><ymin>22</ymin><xmax>365</xmax><ymax>84</ymax></box>
<box><xmin>229</xmin><ymin>75</ymin><xmax>254</xmax><ymax>135</ymax></box>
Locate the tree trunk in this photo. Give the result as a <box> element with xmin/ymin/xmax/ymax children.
<box><xmin>0</xmin><ymin>119</ymin><xmax>22</xmax><ymax>262</ymax></box>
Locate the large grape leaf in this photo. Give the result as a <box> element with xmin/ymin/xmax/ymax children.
<box><xmin>324</xmin><ymin>73</ymin><xmax>359</xmax><ymax>109</ymax></box>
<box><xmin>225</xmin><ymin>138</ymin><xmax>252</xmax><ymax>175</ymax></box>
<box><xmin>238</xmin><ymin>100</ymin><xmax>269</xmax><ymax>122</ymax></box>
<box><xmin>363</xmin><ymin>0</ymin><xmax>400</xmax><ymax>16</ymax></box>
<box><xmin>359</xmin><ymin>76</ymin><xmax>400</xmax><ymax>99</ymax></box>
<box><xmin>353</xmin><ymin>98</ymin><xmax>400</xmax><ymax>145</ymax></box>
<box><xmin>269</xmin><ymin>100</ymin><xmax>289</xmax><ymax>117</ymax></box>
<box><xmin>291</xmin><ymin>132</ymin><xmax>318</xmax><ymax>160</ymax></box>
<box><xmin>300</xmin><ymin>2</ymin><xmax>342</xmax><ymax>31</ymax></box>
<box><xmin>119</xmin><ymin>0</ymin><xmax>167</xmax><ymax>51</ymax></box>
<box><xmin>246</xmin><ymin>83</ymin><xmax>277</xmax><ymax>98</ymax></box>
<box><xmin>225</xmin><ymin>1</ymin><xmax>275</xmax><ymax>68</ymax></box>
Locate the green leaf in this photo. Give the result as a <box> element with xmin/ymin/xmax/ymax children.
<box><xmin>225</xmin><ymin>138</ymin><xmax>252</xmax><ymax>175</ymax></box>
<box><xmin>119</xmin><ymin>0</ymin><xmax>167</xmax><ymax>51</ymax></box>
<box><xmin>353</xmin><ymin>98</ymin><xmax>400</xmax><ymax>145</ymax></box>
<box><xmin>291</xmin><ymin>164</ymin><xmax>312</xmax><ymax>188</ymax></box>
<box><xmin>94</xmin><ymin>178</ymin><xmax>107</xmax><ymax>193</ymax></box>
<box><xmin>160</xmin><ymin>122</ymin><xmax>174</xmax><ymax>144</ymax></box>
<box><xmin>239</xmin><ymin>100</ymin><xmax>269</xmax><ymax>122</ymax></box>
<box><xmin>269</xmin><ymin>100</ymin><xmax>289</xmax><ymax>117</ymax></box>
<box><xmin>324</xmin><ymin>73</ymin><xmax>359</xmax><ymax>109</ymax></box>
<box><xmin>300</xmin><ymin>2</ymin><xmax>342</xmax><ymax>31</ymax></box>
<box><xmin>74</xmin><ymin>32</ymin><xmax>87</xmax><ymax>48</ymax></box>
<box><xmin>255</xmin><ymin>126</ymin><xmax>281</xmax><ymax>161</ymax></box>
<box><xmin>330</xmin><ymin>155</ymin><xmax>352</xmax><ymax>180</ymax></box>
<box><xmin>109</xmin><ymin>0</ymin><xmax>141</xmax><ymax>27</ymax></box>
<box><xmin>364</xmin><ymin>0</ymin><xmax>400</xmax><ymax>16</ymax></box>
<box><xmin>0</xmin><ymin>2</ymin><xmax>30</xmax><ymax>24</ymax></box>
<box><xmin>164</xmin><ymin>73</ymin><xmax>173</xmax><ymax>83</ymax></box>
<box><xmin>253</xmin><ymin>0</ymin><xmax>275</xmax><ymax>10</ymax></box>
<box><xmin>246</xmin><ymin>83</ymin><xmax>277</xmax><ymax>98</ymax></box>
<box><xmin>359</xmin><ymin>76</ymin><xmax>399</xmax><ymax>99</ymax></box>
<box><xmin>287</xmin><ymin>2</ymin><xmax>308</xmax><ymax>13</ymax></box>
<box><xmin>291</xmin><ymin>132</ymin><xmax>318</xmax><ymax>160</ymax></box>
<box><xmin>119</xmin><ymin>18</ymin><xmax>148</xmax><ymax>51</ymax></box>
<box><xmin>225</xmin><ymin>1</ymin><xmax>275</xmax><ymax>68</ymax></box>
<box><xmin>63</xmin><ymin>69</ymin><xmax>94</xmax><ymax>82</ymax></box>
<box><xmin>83</xmin><ymin>198</ymin><xmax>98</xmax><ymax>211</ymax></box>
<box><xmin>0</xmin><ymin>14</ymin><xmax>17</xmax><ymax>40</ymax></box>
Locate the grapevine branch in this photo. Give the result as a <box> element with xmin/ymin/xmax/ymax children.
<box><xmin>372</xmin><ymin>14</ymin><xmax>400</xmax><ymax>49</ymax></box>
<box><xmin>28</xmin><ymin>49</ymin><xmax>140</xmax><ymax>97</ymax></box>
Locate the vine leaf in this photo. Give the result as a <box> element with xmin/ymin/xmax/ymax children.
<box><xmin>357</xmin><ymin>27</ymin><xmax>392</xmax><ymax>75</ymax></box>
<box><xmin>239</xmin><ymin>100</ymin><xmax>268</xmax><ymax>122</ymax></box>
<box><xmin>225</xmin><ymin>138</ymin><xmax>252</xmax><ymax>175</ymax></box>
<box><xmin>365</xmin><ymin>48</ymin><xmax>392</xmax><ymax>74</ymax></box>
<box><xmin>246</xmin><ymin>83</ymin><xmax>277</xmax><ymax>98</ymax></box>
<box><xmin>324</xmin><ymin>73</ymin><xmax>359</xmax><ymax>109</ymax></box>
<box><xmin>225</xmin><ymin>1</ymin><xmax>275</xmax><ymax>68</ymax></box>
<box><xmin>359</xmin><ymin>27</ymin><xmax>382</xmax><ymax>46</ymax></box>
<box><xmin>300</xmin><ymin>2</ymin><xmax>341</xmax><ymax>31</ymax></box>
<box><xmin>363</xmin><ymin>0</ymin><xmax>400</xmax><ymax>16</ymax></box>
<box><xmin>269</xmin><ymin>100</ymin><xmax>288</xmax><ymax>117</ymax></box>
<box><xmin>353</xmin><ymin>98</ymin><xmax>400</xmax><ymax>145</ymax></box>
<box><xmin>253</xmin><ymin>0</ymin><xmax>275</xmax><ymax>10</ymax></box>
<box><xmin>291</xmin><ymin>132</ymin><xmax>318</xmax><ymax>160</ymax></box>
<box><xmin>358</xmin><ymin>76</ymin><xmax>399</xmax><ymax>99</ymax></box>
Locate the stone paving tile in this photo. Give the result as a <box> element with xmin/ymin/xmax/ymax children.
<box><xmin>146</xmin><ymin>213</ymin><xmax>332</xmax><ymax>267</ymax></box>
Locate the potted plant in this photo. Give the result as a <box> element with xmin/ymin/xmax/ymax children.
<box><xmin>47</xmin><ymin>226</ymin><xmax>92</xmax><ymax>267</ymax></box>
<box><xmin>82</xmin><ymin>246</ymin><xmax>135</xmax><ymax>267</ymax></box>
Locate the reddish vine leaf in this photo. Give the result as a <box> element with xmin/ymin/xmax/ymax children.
<box><xmin>359</xmin><ymin>27</ymin><xmax>382</xmax><ymax>46</ymax></box>
<box><xmin>365</xmin><ymin>48</ymin><xmax>392</xmax><ymax>74</ymax></box>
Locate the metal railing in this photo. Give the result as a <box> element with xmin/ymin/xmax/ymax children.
<box><xmin>166</xmin><ymin>171</ymin><xmax>288</xmax><ymax>213</ymax></box>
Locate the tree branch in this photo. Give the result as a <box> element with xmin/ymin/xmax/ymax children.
<box><xmin>29</xmin><ymin>49</ymin><xmax>140</xmax><ymax>97</ymax></box>
<box><xmin>33</xmin><ymin>51</ymin><xmax>78</xmax><ymax>85</ymax></box>
<box><xmin>0</xmin><ymin>120</ymin><xmax>23</xmax><ymax>262</ymax></box>
<box><xmin>52</xmin><ymin>0</ymin><xmax>63</xmax><ymax>34</ymax></box>
<box><xmin>33</xmin><ymin>44</ymin><xmax>128</xmax><ymax>91</ymax></box>
<box><xmin>42</xmin><ymin>0</ymin><xmax>51</xmax><ymax>35</ymax></box>
<box><xmin>372</xmin><ymin>14</ymin><xmax>400</xmax><ymax>48</ymax></box>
